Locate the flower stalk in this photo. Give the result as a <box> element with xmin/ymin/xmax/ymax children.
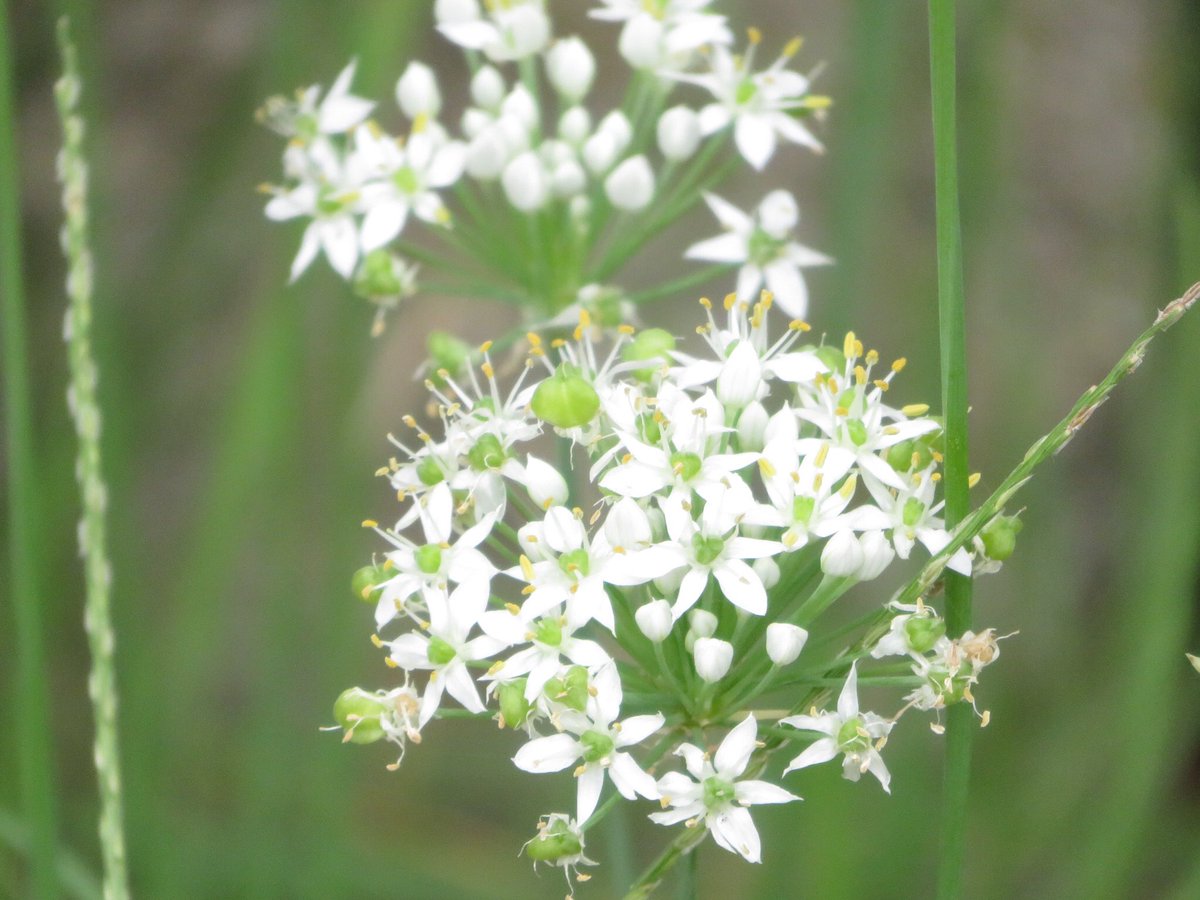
<box><xmin>56</xmin><ymin>19</ymin><xmax>130</xmax><ymax>900</ymax></box>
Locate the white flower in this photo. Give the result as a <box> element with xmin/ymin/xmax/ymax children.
<box><xmin>693</xmin><ymin>637</ymin><xmax>733</xmax><ymax>682</ymax></box>
<box><xmin>676</xmin><ymin>40</ymin><xmax>822</xmax><ymax>170</ymax></box>
<box><xmin>396</xmin><ymin>62</ymin><xmax>442</xmax><ymax>119</ymax></box>
<box><xmin>649</xmin><ymin>715</ymin><xmax>799</xmax><ymax>863</ymax></box>
<box><xmin>657</xmin><ymin>105</ymin><xmax>702</xmax><ymax>160</ymax></box>
<box><xmin>782</xmin><ymin>663</ymin><xmax>894</xmax><ymax>792</ymax></box>
<box><xmin>502</xmin><ymin>151</ymin><xmax>550</xmax><ymax>211</ymax></box>
<box><xmin>686</xmin><ymin>191</ymin><xmax>831</xmax><ymax>318</ymax></box>
<box><xmin>258</xmin><ymin>60</ymin><xmax>374</xmax><ymax>140</ymax></box>
<box><xmin>766</xmin><ymin>623</ymin><xmax>808</xmax><ymax>666</ymax></box>
<box><xmin>605</xmin><ymin>155</ymin><xmax>655</xmax><ymax>211</ymax></box>
<box><xmin>546</xmin><ymin>37</ymin><xmax>596</xmax><ymax>101</ymax></box>
<box><xmin>437</xmin><ymin>0</ymin><xmax>551</xmax><ymax>61</ymax></box>
<box><xmin>513</xmin><ymin>665</ymin><xmax>663</xmax><ymax>822</ymax></box>
<box><xmin>592</xmin><ymin>1</ymin><xmax>732</xmax><ymax>73</ymax></box>
<box><xmin>635</xmin><ymin>599</ymin><xmax>674</xmax><ymax>643</ymax></box>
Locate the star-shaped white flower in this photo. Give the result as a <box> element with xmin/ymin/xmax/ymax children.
<box><xmin>649</xmin><ymin>715</ymin><xmax>798</xmax><ymax>862</ymax></box>
<box><xmin>781</xmin><ymin>663</ymin><xmax>894</xmax><ymax>792</ymax></box>
<box><xmin>686</xmin><ymin>191</ymin><xmax>831</xmax><ymax>319</ymax></box>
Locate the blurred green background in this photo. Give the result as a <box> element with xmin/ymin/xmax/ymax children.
<box><xmin>3</xmin><ymin>1</ymin><xmax>1199</xmax><ymax>897</ymax></box>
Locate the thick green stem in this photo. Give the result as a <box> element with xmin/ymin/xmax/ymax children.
<box><xmin>929</xmin><ymin>1</ymin><xmax>973</xmax><ymax>896</ymax></box>
<box><xmin>55</xmin><ymin>19</ymin><xmax>130</xmax><ymax>899</ymax></box>
<box><xmin>1</xmin><ymin>4</ymin><xmax>61</xmax><ymax>895</ymax></box>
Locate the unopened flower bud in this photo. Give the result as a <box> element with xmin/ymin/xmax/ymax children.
<box><xmin>353</xmin><ymin>250</ymin><xmax>416</xmax><ymax>300</ymax></box>
<box><xmin>619</xmin><ymin>14</ymin><xmax>663</xmax><ymax>69</ymax></box>
<box><xmin>530</xmin><ymin>364</ymin><xmax>600</xmax><ymax>428</ymax></box>
<box><xmin>471</xmin><ymin>65</ymin><xmax>506</xmax><ymax>110</ymax></box>
<box><xmin>856</xmin><ymin>530</ymin><xmax>895</xmax><ymax>581</ymax></box>
<box><xmin>396</xmin><ymin>61</ymin><xmax>441</xmax><ymax>119</ymax></box>
<box><xmin>461</xmin><ymin>107</ymin><xmax>491</xmax><ymax>140</ymax></box>
<box><xmin>605</xmin><ymin>155</ymin><xmax>654</xmax><ymax>211</ymax></box>
<box><xmin>716</xmin><ymin>340</ymin><xmax>764</xmax><ymax>407</ymax></box>
<box><xmin>737</xmin><ymin>401</ymin><xmax>769</xmax><ymax>451</ymax></box>
<box><xmin>523</xmin><ymin>456</ymin><xmax>569</xmax><ymax>508</ymax></box>
<box><xmin>467</xmin><ymin>127</ymin><xmax>512</xmax><ymax>180</ymax></box>
<box><xmin>552</xmin><ymin>159</ymin><xmax>586</xmax><ymax>197</ymax></box>
<box><xmin>498</xmin><ymin>679</ymin><xmax>533</xmax><ymax>729</ymax></box>
<box><xmin>693</xmin><ymin>637</ymin><xmax>733</xmax><ymax>682</ymax></box>
<box><xmin>427</xmin><ymin>330</ymin><xmax>471</xmax><ymax>379</ymax></box>
<box><xmin>351</xmin><ymin>564</ymin><xmax>389</xmax><ymax>604</ymax></box>
<box><xmin>688</xmin><ymin>609</ymin><xmax>718</xmax><ymax>638</ymax></box>
<box><xmin>604</xmin><ymin>496</ymin><xmax>653</xmax><ymax>548</ymax></box>
<box><xmin>636</xmin><ymin>599</ymin><xmax>673</xmax><ymax>643</ymax></box>
<box><xmin>980</xmin><ymin>514</ymin><xmax>1022</xmax><ymax>562</ymax></box>
<box><xmin>502</xmin><ymin>85</ymin><xmax>539</xmax><ymax>132</ymax></box>
<box><xmin>582</xmin><ymin>131</ymin><xmax>619</xmax><ymax>174</ymax></box>
<box><xmin>766</xmin><ymin>623</ymin><xmax>808</xmax><ymax>666</ymax></box>
<box><xmin>543</xmin><ymin>665</ymin><xmax>590</xmax><ymax>711</ymax></box>
<box><xmin>546</xmin><ymin>37</ymin><xmax>595</xmax><ymax>101</ymax></box>
<box><xmin>821</xmin><ymin>530</ymin><xmax>864</xmax><ymax>577</ymax></box>
<box><xmin>598</xmin><ymin>111</ymin><xmax>633</xmax><ymax>156</ymax></box>
<box><xmin>657</xmin><ymin>106</ymin><xmax>701</xmax><ymax>160</ymax></box>
<box><xmin>502</xmin><ymin>151</ymin><xmax>549</xmax><ymax>211</ymax></box>
<box><xmin>435</xmin><ymin>0</ymin><xmax>480</xmax><ymax>26</ymax></box>
<box><xmin>558</xmin><ymin>106</ymin><xmax>592</xmax><ymax>145</ymax></box>
<box><xmin>525</xmin><ymin>814</ymin><xmax>586</xmax><ymax>864</ymax></box>
<box><xmin>333</xmin><ymin>687</ymin><xmax>389</xmax><ymax>744</ymax></box>
<box><xmin>904</xmin><ymin>615</ymin><xmax>946</xmax><ymax>654</ymax></box>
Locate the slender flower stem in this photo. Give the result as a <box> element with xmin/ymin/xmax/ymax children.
<box><xmin>55</xmin><ymin>20</ymin><xmax>130</xmax><ymax>900</ymax></box>
<box><xmin>1</xmin><ymin>4</ymin><xmax>60</xmax><ymax>895</ymax></box>
<box><xmin>928</xmin><ymin>2</ymin><xmax>973</xmax><ymax>896</ymax></box>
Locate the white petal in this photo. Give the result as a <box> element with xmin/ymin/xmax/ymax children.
<box><xmin>735</xmin><ymin>113</ymin><xmax>777</xmax><ymax>171</ymax></box>
<box><xmin>576</xmin><ymin>764</ymin><xmax>606</xmax><ymax>823</ymax></box>
<box><xmin>782</xmin><ymin>738</ymin><xmax>838</xmax><ymax>774</ymax></box>
<box><xmin>513</xmin><ymin>733</ymin><xmax>581</xmax><ymax>774</ymax></box>
<box><xmin>713</xmin><ymin>560</ymin><xmax>767</xmax><ymax>616</ymax></box>
<box><xmin>734</xmin><ymin>779</ymin><xmax>800</xmax><ymax>806</ymax></box>
<box><xmin>837</xmin><ymin>663</ymin><xmax>860</xmax><ymax>719</ymax></box>
<box><xmin>685</xmin><ymin>232</ymin><xmax>748</xmax><ymax>264</ymax></box>
<box><xmin>763</xmin><ymin>260</ymin><xmax>808</xmax><ymax>320</ymax></box>
<box><xmin>609</xmin><ymin>752</ymin><xmax>659</xmax><ymax>801</ymax></box>
<box><xmin>714</xmin><ymin>715</ymin><xmax>758</xmax><ymax>777</ymax></box>
<box><xmin>710</xmin><ymin>806</ymin><xmax>762</xmax><ymax>863</ymax></box>
<box><xmin>616</xmin><ymin>713</ymin><xmax>666</xmax><ymax>748</ymax></box>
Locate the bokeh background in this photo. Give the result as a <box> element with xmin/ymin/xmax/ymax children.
<box><xmin>3</xmin><ymin>1</ymin><xmax>1200</xmax><ymax>897</ymax></box>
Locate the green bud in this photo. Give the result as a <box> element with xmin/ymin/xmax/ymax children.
<box><xmin>428</xmin><ymin>331</ymin><xmax>471</xmax><ymax>378</ymax></box>
<box><xmin>531</xmin><ymin>364</ymin><xmax>600</xmax><ymax>428</ymax></box>
<box><xmin>427</xmin><ymin>636</ymin><xmax>456</xmax><ymax>666</ymax></box>
<box><xmin>579</xmin><ymin>730</ymin><xmax>615</xmax><ymax>763</ymax></box>
<box><xmin>702</xmin><ymin>776</ymin><xmax>737</xmax><ymax>809</ymax></box>
<box><xmin>904</xmin><ymin>616</ymin><xmax>946</xmax><ymax>654</ymax></box>
<box><xmin>333</xmin><ymin>688</ymin><xmax>388</xmax><ymax>744</ymax></box>
<box><xmin>557</xmin><ymin>549</ymin><xmax>591</xmax><ymax>578</ymax></box>
<box><xmin>623</xmin><ymin>328</ymin><xmax>676</xmax><ymax>381</ymax></box>
<box><xmin>814</xmin><ymin>344</ymin><xmax>846</xmax><ymax>373</ymax></box>
<box><xmin>543</xmin><ymin>665</ymin><xmax>590</xmax><ymax>711</ymax></box>
<box><xmin>927</xmin><ymin>666</ymin><xmax>972</xmax><ymax>705</ymax></box>
<box><xmin>351</xmin><ymin>564</ymin><xmax>389</xmax><ymax>604</ymax></box>
<box><xmin>980</xmin><ymin>515</ymin><xmax>1022</xmax><ymax>561</ymax></box>
<box><xmin>415</xmin><ymin>543</ymin><xmax>443</xmax><ymax>575</ymax></box>
<box><xmin>525</xmin><ymin>819</ymin><xmax>584</xmax><ymax>862</ymax></box>
<box><xmin>691</xmin><ymin>534</ymin><xmax>725</xmax><ymax>566</ymax></box>
<box><xmin>468</xmin><ymin>433</ymin><xmax>507</xmax><ymax>471</ymax></box>
<box><xmin>498</xmin><ymin>679</ymin><xmax>533</xmax><ymax>729</ymax></box>
<box><xmin>886</xmin><ymin>439</ymin><xmax>935</xmax><ymax>473</ymax></box>
<box><xmin>417</xmin><ymin>456</ymin><xmax>445</xmax><ymax>486</ymax></box>
<box><xmin>669</xmin><ymin>451</ymin><xmax>703</xmax><ymax>482</ymax></box>
<box><xmin>354</xmin><ymin>249</ymin><xmax>405</xmax><ymax>298</ymax></box>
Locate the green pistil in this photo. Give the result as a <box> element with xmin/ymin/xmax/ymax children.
<box><xmin>836</xmin><ymin>716</ymin><xmax>871</xmax><ymax>753</ymax></box>
<box><xmin>735</xmin><ymin>78</ymin><xmax>758</xmax><ymax>107</ymax></box>
<box><xmin>417</xmin><ymin>456</ymin><xmax>445</xmax><ymax>486</ymax></box>
<box><xmin>845</xmin><ymin>419</ymin><xmax>868</xmax><ymax>447</ymax></box>
<box><xmin>692</xmin><ymin>534</ymin><xmax>725</xmax><ymax>566</ymax></box>
<box><xmin>579</xmin><ymin>730</ymin><xmax>615</xmax><ymax>764</ymax></box>
<box><xmin>703</xmin><ymin>776</ymin><xmax>737</xmax><ymax>810</ymax></box>
<box><xmin>792</xmin><ymin>495</ymin><xmax>815</xmax><ymax>525</ymax></box>
<box><xmin>392</xmin><ymin>165</ymin><xmax>419</xmax><ymax>194</ymax></box>
<box><xmin>746</xmin><ymin>227</ymin><xmax>782</xmax><ymax>266</ymax></box>
<box><xmin>468</xmin><ymin>433</ymin><xmax>506</xmax><ymax>470</ymax></box>
<box><xmin>534</xmin><ymin>617</ymin><xmax>564</xmax><ymax>648</ymax></box>
<box><xmin>558</xmin><ymin>548</ymin><xmax>591</xmax><ymax>579</ymax></box>
<box><xmin>902</xmin><ymin>497</ymin><xmax>926</xmax><ymax>528</ymax></box>
<box><xmin>428</xmin><ymin>636</ymin><xmax>456</xmax><ymax>666</ymax></box>
<box><xmin>670</xmin><ymin>451</ymin><xmax>703</xmax><ymax>482</ymax></box>
<box><xmin>415</xmin><ymin>543</ymin><xmax>443</xmax><ymax>575</ymax></box>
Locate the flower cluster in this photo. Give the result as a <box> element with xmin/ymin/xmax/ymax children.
<box><xmin>260</xmin><ymin>0</ymin><xmax>831</xmax><ymax>331</ymax></box>
<box><xmin>335</xmin><ymin>294</ymin><xmax>1013</xmax><ymax>885</ymax></box>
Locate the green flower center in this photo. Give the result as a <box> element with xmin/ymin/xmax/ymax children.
<box><xmin>746</xmin><ymin>227</ymin><xmax>783</xmax><ymax>266</ymax></box>
<box><xmin>579</xmin><ymin>730</ymin><xmax>615</xmax><ymax>764</ymax></box>
<box><xmin>558</xmin><ymin>549</ymin><xmax>591</xmax><ymax>579</ymax></box>
<box><xmin>534</xmin><ymin>617</ymin><xmax>564</xmax><ymax>648</ymax></box>
<box><xmin>670</xmin><ymin>451</ymin><xmax>703</xmax><ymax>482</ymax></box>
<box><xmin>468</xmin><ymin>433</ymin><xmax>507</xmax><ymax>471</ymax></box>
<box><xmin>415</xmin><ymin>543</ymin><xmax>443</xmax><ymax>575</ymax></box>
<box><xmin>416</xmin><ymin>456</ymin><xmax>445</xmax><ymax>486</ymax></box>
<box><xmin>703</xmin><ymin>776</ymin><xmax>737</xmax><ymax>810</ymax></box>
<box><xmin>902</xmin><ymin>497</ymin><xmax>925</xmax><ymax>528</ymax></box>
<box><xmin>845</xmin><ymin>419</ymin><xmax>868</xmax><ymax>447</ymax></box>
<box><xmin>904</xmin><ymin>616</ymin><xmax>946</xmax><ymax>654</ymax></box>
<box><xmin>735</xmin><ymin>78</ymin><xmax>758</xmax><ymax>106</ymax></box>
<box><xmin>392</xmin><ymin>165</ymin><xmax>419</xmax><ymax>195</ymax></box>
<box><xmin>427</xmin><ymin>636</ymin><xmax>456</xmax><ymax>666</ymax></box>
<box><xmin>692</xmin><ymin>534</ymin><xmax>726</xmax><ymax>567</ymax></box>
<box><xmin>836</xmin><ymin>716</ymin><xmax>871</xmax><ymax>753</ymax></box>
<box><xmin>792</xmin><ymin>496</ymin><xmax>815</xmax><ymax>526</ymax></box>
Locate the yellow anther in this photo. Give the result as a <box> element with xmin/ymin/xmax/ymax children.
<box><xmin>618</xmin><ymin>324</ymin><xmax>635</xmax><ymax>335</ymax></box>
<box><xmin>370</xmin><ymin>634</ymin><xmax>384</xmax><ymax>648</ymax></box>
<box><xmin>834</xmin><ymin>406</ymin><xmax>849</xmax><ymax>417</ymax></box>
<box><xmin>698</xmin><ymin>296</ymin><xmax>712</xmax><ymax>309</ymax></box>
<box><xmin>384</xmin><ymin>657</ymin><xmax>399</xmax><ymax>668</ymax></box>
<box><xmin>481</xmin><ymin>362</ymin><xmax>495</xmax><ymax>379</ymax></box>
<box><xmin>814</xmin><ymin>444</ymin><xmax>829</xmax><ymax>467</ymax></box>
<box><xmin>621</xmin><ymin>453</ymin><xmax>633</xmax><ymax>465</ymax></box>
<box><xmin>361</xmin><ymin>519</ymin><xmax>378</xmax><ymax>528</ymax></box>
<box><xmin>723</xmin><ymin>292</ymin><xmax>737</xmax><ymax>311</ymax></box>
<box><xmin>901</xmin><ymin>403</ymin><xmax>930</xmax><ymax>417</ymax></box>
<box><xmin>412</xmin><ymin>112</ymin><xmax>429</xmax><ymax>134</ymax></box>
<box><xmin>931</xmin><ymin>450</ymin><xmax>944</xmax><ymax>463</ymax></box>
<box><xmin>519</xmin><ymin>554</ymin><xmax>535</xmax><ymax>581</ymax></box>
<box><xmin>784</xmin><ymin>35</ymin><xmax>803</xmax><ymax>57</ymax></box>
<box><xmin>843</xmin><ymin>331</ymin><xmax>857</xmax><ymax>358</ymax></box>
<box><xmin>854</xmin><ymin>365</ymin><xmax>867</xmax><ymax>385</ymax></box>
<box><xmin>803</xmin><ymin>94</ymin><xmax>833</xmax><ymax>110</ymax></box>
<box><xmin>480</xmin><ymin>340</ymin><xmax>493</xmax><ymax>353</ymax></box>
<box><xmin>375</xmin><ymin>466</ymin><xmax>389</xmax><ymax>477</ymax></box>
<box><xmin>839</xmin><ymin>474</ymin><xmax>858</xmax><ymax>499</ymax></box>
<box><xmin>782</xmin><ymin>532</ymin><xmax>798</xmax><ymax>548</ymax></box>
<box><xmin>526</xmin><ymin>331</ymin><xmax>542</xmax><ymax>346</ymax></box>
<box><xmin>747</xmin><ymin>26</ymin><xmax>762</xmax><ymax>44</ymax></box>
<box><xmin>789</xmin><ymin>319</ymin><xmax>812</xmax><ymax>332</ymax></box>
<box><xmin>417</xmin><ymin>432</ymin><xmax>431</xmax><ymax>443</ymax></box>
<box><xmin>968</xmin><ymin>472</ymin><xmax>982</xmax><ymax>488</ymax></box>
<box><xmin>931</xmin><ymin>472</ymin><xmax>942</xmax><ymax>482</ymax></box>
<box><xmin>891</xmin><ymin>357</ymin><xmax>907</xmax><ymax>372</ymax></box>
<box><xmin>980</xmin><ymin>710</ymin><xmax>991</xmax><ymax>728</ymax></box>
<box><xmin>811</xmin><ymin>472</ymin><xmax>823</xmax><ymax>492</ymax></box>
<box><xmin>758</xmin><ymin>457</ymin><xmax>777</xmax><ymax>477</ymax></box>
<box><xmin>854</xmin><ymin>339</ymin><xmax>864</xmax><ymax>357</ymax></box>
<box><xmin>579</xmin><ymin>308</ymin><xmax>592</xmax><ymax>328</ymax></box>
<box><xmin>505</xmin><ymin>603</ymin><xmax>521</xmax><ymax>615</ymax></box>
<box><xmin>402</xmin><ymin>415</ymin><xmax>417</xmax><ymax>428</ymax></box>
<box><xmin>865</xmin><ymin>349</ymin><xmax>879</xmax><ymax>366</ymax></box>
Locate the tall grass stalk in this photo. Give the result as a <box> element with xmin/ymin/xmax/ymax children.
<box><xmin>928</xmin><ymin>2</ymin><xmax>973</xmax><ymax>896</ymax></box>
<box><xmin>54</xmin><ymin>19</ymin><xmax>129</xmax><ymax>900</ymax></box>
<box><xmin>1</xmin><ymin>4</ymin><xmax>61</xmax><ymax>896</ymax></box>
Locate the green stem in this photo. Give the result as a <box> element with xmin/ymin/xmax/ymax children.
<box><xmin>0</xmin><ymin>4</ymin><xmax>60</xmax><ymax>895</ymax></box>
<box><xmin>929</xmin><ymin>2</ymin><xmax>973</xmax><ymax>895</ymax></box>
<box><xmin>55</xmin><ymin>19</ymin><xmax>130</xmax><ymax>899</ymax></box>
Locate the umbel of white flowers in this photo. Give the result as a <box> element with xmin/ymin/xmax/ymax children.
<box><xmin>259</xmin><ymin>0</ymin><xmax>832</xmax><ymax>332</ymax></box>
<box><xmin>333</xmin><ymin>291</ymin><xmax>1013</xmax><ymax>886</ymax></box>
